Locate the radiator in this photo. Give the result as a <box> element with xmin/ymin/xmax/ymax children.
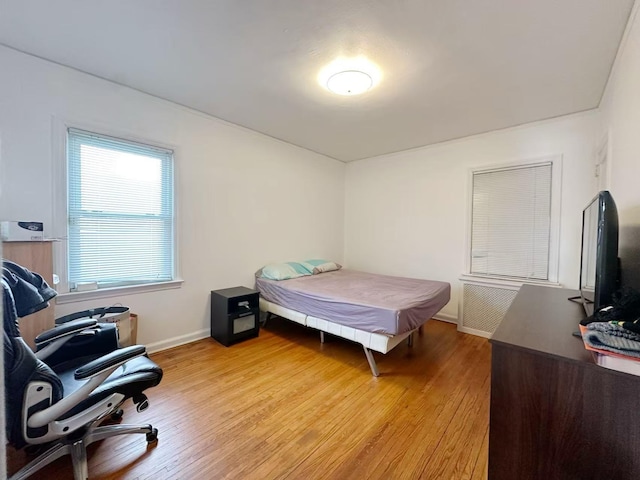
<box><xmin>459</xmin><ymin>282</ymin><xmax>519</xmax><ymax>337</ymax></box>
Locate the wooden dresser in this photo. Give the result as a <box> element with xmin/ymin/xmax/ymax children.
<box><xmin>489</xmin><ymin>284</ymin><xmax>640</xmax><ymax>479</ymax></box>
<box><xmin>2</xmin><ymin>241</ymin><xmax>55</xmax><ymax>348</ymax></box>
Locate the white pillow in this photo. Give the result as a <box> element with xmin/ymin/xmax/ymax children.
<box><xmin>312</xmin><ymin>261</ymin><xmax>342</xmax><ymax>274</ymax></box>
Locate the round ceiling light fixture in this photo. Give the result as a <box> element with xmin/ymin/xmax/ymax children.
<box><xmin>318</xmin><ymin>57</ymin><xmax>381</xmax><ymax>96</ymax></box>
<box><xmin>326</xmin><ymin>70</ymin><xmax>373</xmax><ymax>96</ymax></box>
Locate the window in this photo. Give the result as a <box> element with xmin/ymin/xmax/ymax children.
<box><xmin>469</xmin><ymin>160</ymin><xmax>558</xmax><ymax>282</ymax></box>
<box><xmin>66</xmin><ymin>128</ymin><xmax>175</xmax><ymax>291</ymax></box>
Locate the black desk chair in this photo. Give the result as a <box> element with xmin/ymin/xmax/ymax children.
<box><xmin>3</xmin><ymin>261</ymin><xmax>163</xmax><ymax>480</ymax></box>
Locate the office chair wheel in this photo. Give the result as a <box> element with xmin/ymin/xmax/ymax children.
<box><xmin>110</xmin><ymin>409</ymin><xmax>124</xmax><ymax>421</ymax></box>
<box><xmin>146</xmin><ymin>428</ymin><xmax>158</xmax><ymax>444</ymax></box>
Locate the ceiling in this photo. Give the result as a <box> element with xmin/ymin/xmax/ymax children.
<box><xmin>0</xmin><ymin>1</ymin><xmax>635</xmax><ymax>161</ymax></box>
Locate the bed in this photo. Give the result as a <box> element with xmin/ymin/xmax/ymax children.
<box><xmin>255</xmin><ymin>268</ymin><xmax>450</xmax><ymax>376</ymax></box>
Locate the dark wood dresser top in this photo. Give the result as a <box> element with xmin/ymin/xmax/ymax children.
<box><xmin>490</xmin><ymin>284</ymin><xmax>592</xmax><ymax>364</ymax></box>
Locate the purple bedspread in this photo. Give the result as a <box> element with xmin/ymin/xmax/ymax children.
<box><xmin>256</xmin><ymin>269</ymin><xmax>450</xmax><ymax>335</ymax></box>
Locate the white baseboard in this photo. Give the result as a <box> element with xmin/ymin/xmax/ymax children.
<box><xmin>144</xmin><ymin>315</ymin><xmax>487</xmax><ymax>353</ymax></box>
<box><xmin>433</xmin><ymin>312</ymin><xmax>458</xmax><ymax>324</ymax></box>
<box><xmin>457</xmin><ymin>325</ymin><xmax>493</xmax><ymax>339</ymax></box>
<box><xmin>146</xmin><ymin>328</ymin><xmax>210</xmax><ymax>354</ymax></box>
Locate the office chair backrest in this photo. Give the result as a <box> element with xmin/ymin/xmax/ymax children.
<box><xmin>3</xmin><ymin>273</ymin><xmax>63</xmax><ymax>450</ymax></box>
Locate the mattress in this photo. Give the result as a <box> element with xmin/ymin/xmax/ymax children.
<box><xmin>255</xmin><ymin>269</ymin><xmax>450</xmax><ymax>335</ymax></box>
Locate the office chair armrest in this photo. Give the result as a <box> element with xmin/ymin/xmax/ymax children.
<box><xmin>27</xmin><ymin>345</ymin><xmax>148</xmax><ymax>429</ymax></box>
<box><xmin>34</xmin><ymin>319</ymin><xmax>99</xmax><ymax>361</ymax></box>
<box><xmin>75</xmin><ymin>345</ymin><xmax>147</xmax><ymax>380</ymax></box>
<box><xmin>35</xmin><ymin>319</ymin><xmax>98</xmax><ymax>346</ymax></box>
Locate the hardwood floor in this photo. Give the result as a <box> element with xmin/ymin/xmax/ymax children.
<box><xmin>7</xmin><ymin>318</ymin><xmax>491</xmax><ymax>479</ymax></box>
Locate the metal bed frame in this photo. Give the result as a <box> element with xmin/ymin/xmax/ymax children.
<box><xmin>260</xmin><ymin>298</ymin><xmax>419</xmax><ymax>376</ymax></box>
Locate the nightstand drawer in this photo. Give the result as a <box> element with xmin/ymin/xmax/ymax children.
<box><xmin>232</xmin><ymin>312</ymin><xmax>257</xmax><ymax>334</ymax></box>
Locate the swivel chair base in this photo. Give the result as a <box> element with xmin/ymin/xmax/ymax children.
<box><xmin>10</xmin><ymin>421</ymin><xmax>158</xmax><ymax>480</ymax></box>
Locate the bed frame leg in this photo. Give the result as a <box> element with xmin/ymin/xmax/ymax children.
<box><xmin>320</xmin><ymin>331</ymin><xmax>325</xmax><ymax>344</ymax></box>
<box><xmin>418</xmin><ymin>325</ymin><xmax>424</xmax><ymax>335</ymax></box>
<box><xmin>408</xmin><ymin>332</ymin><xmax>414</xmax><ymax>348</ymax></box>
<box><xmin>363</xmin><ymin>346</ymin><xmax>380</xmax><ymax>377</ymax></box>
<box><xmin>262</xmin><ymin>312</ymin><xmax>272</xmax><ymax>327</ymax></box>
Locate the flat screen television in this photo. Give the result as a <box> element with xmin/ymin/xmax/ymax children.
<box><xmin>579</xmin><ymin>190</ymin><xmax>619</xmax><ymax>316</ymax></box>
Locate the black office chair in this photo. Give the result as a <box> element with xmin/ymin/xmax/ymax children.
<box><xmin>3</xmin><ymin>261</ymin><xmax>163</xmax><ymax>480</ymax></box>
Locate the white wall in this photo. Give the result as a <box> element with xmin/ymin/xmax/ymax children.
<box><xmin>600</xmin><ymin>4</ymin><xmax>640</xmax><ymax>291</ymax></box>
<box><xmin>0</xmin><ymin>46</ymin><xmax>345</xmax><ymax>350</ymax></box>
<box><xmin>344</xmin><ymin>112</ymin><xmax>599</xmax><ymax>320</ymax></box>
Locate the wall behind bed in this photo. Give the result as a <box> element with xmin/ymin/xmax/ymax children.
<box><xmin>344</xmin><ymin>111</ymin><xmax>599</xmax><ymax>322</ymax></box>
<box><xmin>0</xmin><ymin>45</ymin><xmax>345</xmax><ymax>351</ymax></box>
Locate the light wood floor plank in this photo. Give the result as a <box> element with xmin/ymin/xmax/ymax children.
<box><xmin>7</xmin><ymin>318</ymin><xmax>490</xmax><ymax>479</ymax></box>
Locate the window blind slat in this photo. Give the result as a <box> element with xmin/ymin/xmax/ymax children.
<box><xmin>67</xmin><ymin>128</ymin><xmax>175</xmax><ymax>289</ymax></box>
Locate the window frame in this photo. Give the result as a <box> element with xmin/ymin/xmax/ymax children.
<box><xmin>462</xmin><ymin>155</ymin><xmax>563</xmax><ymax>286</ymax></box>
<box><xmin>53</xmin><ymin>118</ymin><xmax>182</xmax><ymax>303</ymax></box>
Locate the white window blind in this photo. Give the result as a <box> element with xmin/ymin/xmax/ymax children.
<box><xmin>67</xmin><ymin>128</ymin><xmax>174</xmax><ymax>290</ymax></box>
<box><xmin>470</xmin><ymin>163</ymin><xmax>552</xmax><ymax>280</ymax></box>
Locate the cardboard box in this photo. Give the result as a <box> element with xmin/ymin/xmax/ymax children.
<box><xmin>109</xmin><ymin>313</ymin><xmax>138</xmax><ymax>347</ymax></box>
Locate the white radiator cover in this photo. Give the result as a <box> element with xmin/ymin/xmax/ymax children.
<box><xmin>459</xmin><ymin>281</ymin><xmax>519</xmax><ymax>337</ymax></box>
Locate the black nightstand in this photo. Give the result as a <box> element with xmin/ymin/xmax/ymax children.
<box><xmin>210</xmin><ymin>287</ymin><xmax>260</xmax><ymax>346</ymax></box>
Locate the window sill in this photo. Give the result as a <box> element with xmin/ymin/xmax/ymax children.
<box><xmin>55</xmin><ymin>279</ymin><xmax>184</xmax><ymax>305</ymax></box>
<box><xmin>459</xmin><ymin>274</ymin><xmax>562</xmax><ymax>289</ymax></box>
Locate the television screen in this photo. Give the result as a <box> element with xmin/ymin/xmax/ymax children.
<box><xmin>579</xmin><ymin>191</ymin><xmax>619</xmax><ymax>316</ymax></box>
<box><xmin>580</xmin><ymin>198</ymin><xmax>599</xmax><ymax>303</ymax></box>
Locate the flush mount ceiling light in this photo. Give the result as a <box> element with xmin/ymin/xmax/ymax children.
<box><xmin>326</xmin><ymin>70</ymin><xmax>373</xmax><ymax>96</ymax></box>
<box><xmin>318</xmin><ymin>57</ymin><xmax>381</xmax><ymax>96</ymax></box>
